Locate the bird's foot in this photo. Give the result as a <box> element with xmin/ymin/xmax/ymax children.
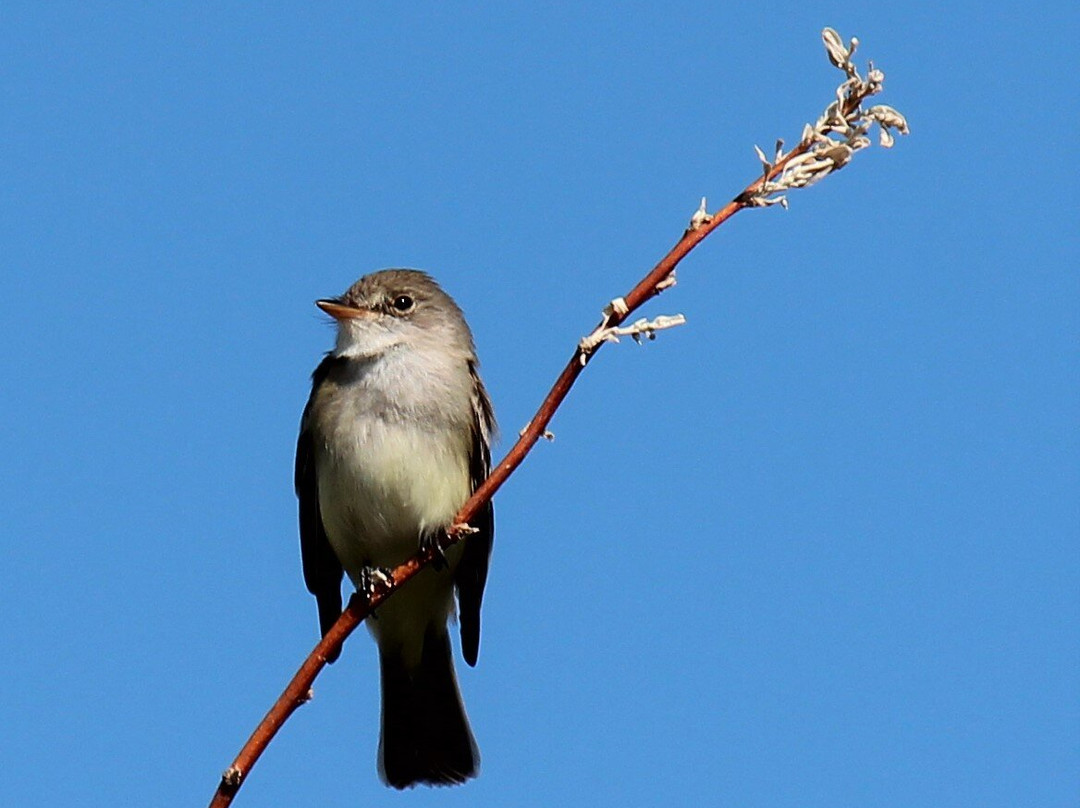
<box><xmin>419</xmin><ymin>532</ymin><xmax>449</xmax><ymax>571</ymax></box>
<box><xmin>359</xmin><ymin>566</ymin><xmax>395</xmax><ymax>612</ymax></box>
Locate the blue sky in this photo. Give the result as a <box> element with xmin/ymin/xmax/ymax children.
<box><xmin>1</xmin><ymin>4</ymin><xmax>1077</xmax><ymax>807</ymax></box>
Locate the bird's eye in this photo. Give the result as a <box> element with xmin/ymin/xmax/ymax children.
<box><xmin>392</xmin><ymin>295</ymin><xmax>414</xmax><ymax>312</ymax></box>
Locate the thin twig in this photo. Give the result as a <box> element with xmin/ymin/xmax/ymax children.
<box><xmin>208</xmin><ymin>27</ymin><xmax>906</xmax><ymax>806</ymax></box>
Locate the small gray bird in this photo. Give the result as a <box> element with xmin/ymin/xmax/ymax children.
<box><xmin>294</xmin><ymin>269</ymin><xmax>496</xmax><ymax>788</ymax></box>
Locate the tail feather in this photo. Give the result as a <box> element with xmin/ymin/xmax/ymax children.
<box><xmin>378</xmin><ymin>626</ymin><xmax>479</xmax><ymax>788</ymax></box>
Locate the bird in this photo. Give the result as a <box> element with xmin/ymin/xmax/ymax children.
<box><xmin>294</xmin><ymin>269</ymin><xmax>495</xmax><ymax>788</ymax></box>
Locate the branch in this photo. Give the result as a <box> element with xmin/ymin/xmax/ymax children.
<box><xmin>208</xmin><ymin>27</ymin><xmax>907</xmax><ymax>807</ymax></box>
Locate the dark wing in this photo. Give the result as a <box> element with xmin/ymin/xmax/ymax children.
<box><xmin>295</xmin><ymin>356</ymin><xmax>345</xmax><ymax>663</ymax></box>
<box><xmin>455</xmin><ymin>361</ymin><xmax>497</xmax><ymax>668</ymax></box>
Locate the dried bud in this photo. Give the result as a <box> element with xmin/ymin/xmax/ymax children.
<box><xmin>822</xmin><ymin>28</ymin><xmax>849</xmax><ymax>69</ymax></box>
<box><xmin>753</xmin><ymin>144</ymin><xmax>771</xmax><ymax>172</ymax></box>
<box><xmin>821</xmin><ymin>143</ymin><xmax>854</xmax><ymax>170</ymax></box>
<box><xmin>866</xmin><ymin>105</ymin><xmax>909</xmax><ymax>133</ymax></box>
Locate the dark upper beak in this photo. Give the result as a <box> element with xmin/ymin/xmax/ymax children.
<box><xmin>316</xmin><ymin>299</ymin><xmax>371</xmax><ymax>320</ymax></box>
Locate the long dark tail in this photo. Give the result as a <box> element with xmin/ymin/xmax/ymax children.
<box><xmin>378</xmin><ymin>626</ymin><xmax>479</xmax><ymax>788</ymax></box>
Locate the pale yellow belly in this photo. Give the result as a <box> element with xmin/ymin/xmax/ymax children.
<box><xmin>316</xmin><ymin>417</ymin><xmax>470</xmax><ymax>580</ymax></box>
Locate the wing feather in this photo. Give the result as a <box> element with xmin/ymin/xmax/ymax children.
<box><xmin>455</xmin><ymin>361</ymin><xmax>496</xmax><ymax>667</ymax></box>
<box><xmin>296</xmin><ymin>356</ymin><xmax>346</xmax><ymax>662</ymax></box>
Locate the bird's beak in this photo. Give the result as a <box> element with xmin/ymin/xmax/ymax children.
<box><xmin>316</xmin><ymin>299</ymin><xmax>370</xmax><ymax>320</ymax></box>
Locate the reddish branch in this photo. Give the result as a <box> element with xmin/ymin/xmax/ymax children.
<box><xmin>208</xmin><ymin>98</ymin><xmax>861</xmax><ymax>808</ymax></box>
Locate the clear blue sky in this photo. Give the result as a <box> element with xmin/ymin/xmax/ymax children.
<box><xmin>2</xmin><ymin>4</ymin><xmax>1076</xmax><ymax>807</ymax></box>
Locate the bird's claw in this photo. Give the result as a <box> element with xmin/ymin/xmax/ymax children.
<box><xmin>419</xmin><ymin>533</ymin><xmax>448</xmax><ymax>571</ymax></box>
<box><xmin>359</xmin><ymin>566</ymin><xmax>394</xmax><ymax>607</ymax></box>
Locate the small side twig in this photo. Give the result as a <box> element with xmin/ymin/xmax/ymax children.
<box><xmin>208</xmin><ymin>26</ymin><xmax>907</xmax><ymax>807</ymax></box>
<box><xmin>579</xmin><ymin>314</ymin><xmax>687</xmax><ymax>355</ymax></box>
